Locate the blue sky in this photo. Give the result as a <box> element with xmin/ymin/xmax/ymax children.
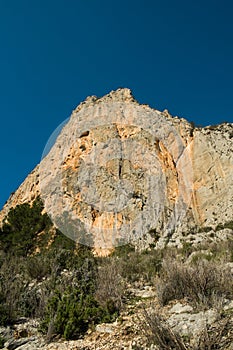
<box><xmin>0</xmin><ymin>0</ymin><xmax>233</xmax><ymax>209</ymax></box>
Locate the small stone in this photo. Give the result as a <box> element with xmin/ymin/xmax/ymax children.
<box><xmin>169</xmin><ymin>302</ymin><xmax>193</xmax><ymax>314</ymax></box>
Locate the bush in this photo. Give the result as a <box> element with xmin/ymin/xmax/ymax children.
<box><xmin>0</xmin><ymin>198</ymin><xmax>52</xmax><ymax>256</ymax></box>
<box><xmin>0</xmin><ymin>335</ymin><xmax>5</xmax><ymax>348</ymax></box>
<box><xmin>40</xmin><ymin>282</ymin><xmax>115</xmax><ymax>340</ymax></box>
<box><xmin>41</xmin><ymin>288</ymin><xmax>106</xmax><ymax>340</ymax></box>
<box><xmin>25</xmin><ymin>254</ymin><xmax>52</xmax><ymax>280</ymax></box>
<box><xmin>40</xmin><ymin>249</ymin><xmax>119</xmax><ymax>340</ymax></box>
<box><xmin>216</xmin><ymin>220</ymin><xmax>233</xmax><ymax>231</ymax></box>
<box><xmin>50</xmin><ymin>229</ymin><xmax>76</xmax><ymax>252</ymax></box>
<box><xmin>140</xmin><ymin>307</ymin><xmax>233</xmax><ymax>350</ymax></box>
<box><xmin>0</xmin><ymin>253</ymin><xmax>45</xmax><ymax>323</ymax></box>
<box><xmin>141</xmin><ymin>307</ymin><xmax>187</xmax><ymax>349</ymax></box>
<box><xmin>113</xmin><ymin>247</ymin><xmax>162</xmax><ymax>283</ymax></box>
<box><xmin>194</xmin><ymin>316</ymin><xmax>233</xmax><ymax>350</ymax></box>
<box><xmin>95</xmin><ymin>257</ymin><xmax>125</xmax><ymax>315</ymax></box>
<box><xmin>0</xmin><ymin>198</ymin><xmax>121</xmax><ymax>337</ymax></box>
<box><xmin>156</xmin><ymin>257</ymin><xmax>233</xmax><ymax>309</ymax></box>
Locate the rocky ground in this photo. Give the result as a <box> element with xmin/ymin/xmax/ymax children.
<box><xmin>2</xmin><ymin>281</ymin><xmax>233</xmax><ymax>350</ymax></box>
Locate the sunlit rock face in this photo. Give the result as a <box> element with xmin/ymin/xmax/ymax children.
<box><xmin>191</xmin><ymin>127</ymin><xmax>233</xmax><ymax>226</ymax></box>
<box><xmin>1</xmin><ymin>89</ymin><xmax>232</xmax><ymax>251</ymax></box>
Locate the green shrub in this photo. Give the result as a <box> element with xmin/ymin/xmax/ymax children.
<box><xmin>40</xmin><ymin>271</ymin><xmax>116</xmax><ymax>340</ymax></box>
<box><xmin>112</xmin><ymin>243</ymin><xmax>135</xmax><ymax>257</ymax></box>
<box><xmin>0</xmin><ymin>198</ymin><xmax>120</xmax><ymax>336</ymax></box>
<box><xmin>41</xmin><ymin>288</ymin><xmax>109</xmax><ymax>340</ymax></box>
<box><xmin>224</xmin><ymin>221</ymin><xmax>233</xmax><ymax>230</ymax></box>
<box><xmin>180</xmin><ymin>241</ymin><xmax>194</xmax><ymax>258</ymax></box>
<box><xmin>50</xmin><ymin>229</ymin><xmax>76</xmax><ymax>251</ymax></box>
<box><xmin>0</xmin><ymin>303</ymin><xmax>11</xmax><ymax>327</ymax></box>
<box><xmin>0</xmin><ymin>335</ymin><xmax>5</xmax><ymax>348</ymax></box>
<box><xmin>25</xmin><ymin>254</ymin><xmax>52</xmax><ymax>280</ymax></box>
<box><xmin>40</xmin><ymin>248</ymin><xmax>118</xmax><ymax>340</ymax></box>
<box><xmin>215</xmin><ymin>221</ymin><xmax>233</xmax><ymax>232</ymax></box>
<box><xmin>113</xmin><ymin>248</ymin><xmax>162</xmax><ymax>283</ymax></box>
<box><xmin>0</xmin><ymin>198</ymin><xmax>52</xmax><ymax>256</ymax></box>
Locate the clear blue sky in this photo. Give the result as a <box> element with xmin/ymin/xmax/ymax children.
<box><xmin>1</xmin><ymin>0</ymin><xmax>233</xmax><ymax>209</ymax></box>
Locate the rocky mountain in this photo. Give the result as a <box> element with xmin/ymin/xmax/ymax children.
<box><xmin>1</xmin><ymin>88</ymin><xmax>232</xmax><ymax>252</ymax></box>
<box><xmin>0</xmin><ymin>89</ymin><xmax>233</xmax><ymax>350</ymax></box>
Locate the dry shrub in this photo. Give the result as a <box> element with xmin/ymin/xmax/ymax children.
<box><xmin>156</xmin><ymin>257</ymin><xmax>233</xmax><ymax>309</ymax></box>
<box><xmin>141</xmin><ymin>307</ymin><xmax>233</xmax><ymax>350</ymax></box>
<box><xmin>0</xmin><ymin>256</ymin><xmax>25</xmax><ymax>324</ymax></box>
<box><xmin>141</xmin><ymin>307</ymin><xmax>188</xmax><ymax>350</ymax></box>
<box><xmin>194</xmin><ymin>317</ymin><xmax>233</xmax><ymax>350</ymax></box>
<box><xmin>113</xmin><ymin>247</ymin><xmax>163</xmax><ymax>283</ymax></box>
<box><xmin>95</xmin><ymin>257</ymin><xmax>125</xmax><ymax>313</ymax></box>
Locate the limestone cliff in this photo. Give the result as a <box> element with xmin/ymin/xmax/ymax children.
<box><xmin>1</xmin><ymin>89</ymin><xmax>232</xmax><ymax>250</ymax></box>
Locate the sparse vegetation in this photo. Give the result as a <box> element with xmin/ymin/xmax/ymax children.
<box><xmin>1</xmin><ymin>198</ymin><xmax>233</xmax><ymax>346</ymax></box>
<box><xmin>112</xmin><ymin>245</ymin><xmax>163</xmax><ymax>283</ymax></box>
<box><xmin>95</xmin><ymin>257</ymin><xmax>125</xmax><ymax>315</ymax></box>
<box><xmin>140</xmin><ymin>307</ymin><xmax>233</xmax><ymax>350</ymax></box>
<box><xmin>141</xmin><ymin>308</ymin><xmax>188</xmax><ymax>349</ymax></box>
<box><xmin>40</xmin><ymin>259</ymin><xmax>115</xmax><ymax>340</ymax></box>
<box><xmin>156</xmin><ymin>256</ymin><xmax>233</xmax><ymax>309</ymax></box>
<box><xmin>0</xmin><ymin>199</ymin><xmax>122</xmax><ymax>339</ymax></box>
<box><xmin>194</xmin><ymin>316</ymin><xmax>233</xmax><ymax>350</ymax></box>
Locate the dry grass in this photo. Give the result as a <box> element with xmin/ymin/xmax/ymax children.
<box><xmin>156</xmin><ymin>257</ymin><xmax>233</xmax><ymax>309</ymax></box>
<box><xmin>194</xmin><ymin>317</ymin><xmax>233</xmax><ymax>350</ymax></box>
<box><xmin>141</xmin><ymin>307</ymin><xmax>188</xmax><ymax>350</ymax></box>
<box><xmin>95</xmin><ymin>257</ymin><xmax>125</xmax><ymax>313</ymax></box>
<box><xmin>140</xmin><ymin>307</ymin><xmax>233</xmax><ymax>350</ymax></box>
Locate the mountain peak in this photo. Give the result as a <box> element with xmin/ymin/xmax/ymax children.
<box><xmin>105</xmin><ymin>87</ymin><xmax>135</xmax><ymax>102</ymax></box>
<box><xmin>0</xmin><ymin>90</ymin><xmax>232</xmax><ymax>252</ymax></box>
<box><xmin>74</xmin><ymin>88</ymin><xmax>136</xmax><ymax>113</ymax></box>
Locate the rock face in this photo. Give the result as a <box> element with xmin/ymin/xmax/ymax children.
<box><xmin>1</xmin><ymin>88</ymin><xmax>232</xmax><ymax>250</ymax></box>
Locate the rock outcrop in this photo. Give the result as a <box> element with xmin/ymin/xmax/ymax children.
<box><xmin>1</xmin><ymin>88</ymin><xmax>232</xmax><ymax>250</ymax></box>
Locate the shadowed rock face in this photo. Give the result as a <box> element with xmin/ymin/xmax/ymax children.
<box><xmin>1</xmin><ymin>89</ymin><xmax>232</xmax><ymax>251</ymax></box>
